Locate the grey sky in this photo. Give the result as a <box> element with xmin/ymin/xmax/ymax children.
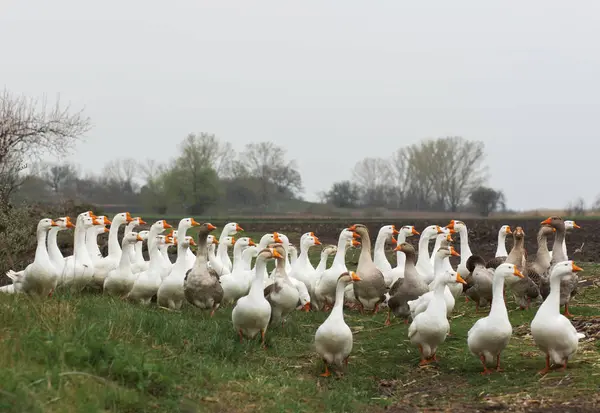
<box><xmin>2</xmin><ymin>0</ymin><xmax>599</xmax><ymax>210</ymax></box>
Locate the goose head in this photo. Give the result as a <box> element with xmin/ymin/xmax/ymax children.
<box><xmin>223</xmin><ymin>222</ymin><xmax>244</xmax><ymax>235</ymax></box>
<box><xmin>81</xmin><ymin>216</ymin><xmax>99</xmax><ymax>229</ymax></box>
<box><xmin>421</xmin><ymin>225</ymin><xmax>444</xmax><ymax>240</ymax></box>
<box><xmin>300</xmin><ymin>231</ymin><xmax>316</xmax><ymax>244</ymax></box>
<box><xmin>54</xmin><ymin>216</ymin><xmax>75</xmax><ymax>231</ymax></box>
<box><xmin>550</xmin><ymin>260</ymin><xmax>583</xmax><ymax>279</ymax></box>
<box><xmin>207</xmin><ymin>234</ymin><xmax>219</xmax><ymax>246</ymax></box>
<box><xmin>221</xmin><ymin>236</ymin><xmax>235</xmax><ymax>248</ymax></box>
<box><xmin>302</xmin><ymin>234</ymin><xmax>321</xmax><ymax>249</ymax></box>
<box><xmin>122</xmin><ymin>232</ymin><xmax>142</xmax><ymax>246</ymax></box>
<box><xmin>150</xmin><ymin>220</ymin><xmax>173</xmax><ymax>234</ymax></box>
<box><xmin>445</xmin><ymin>220</ymin><xmax>466</xmax><ymax>232</ymax></box>
<box><xmin>434</xmin><ymin>246</ymin><xmax>459</xmax><ymax>261</ymax></box>
<box><xmin>440</xmin><ymin>271</ymin><xmax>467</xmax><ymax>286</ymax></box>
<box><xmin>257</xmin><ymin>247</ymin><xmax>283</xmax><ymax>262</ymax></box>
<box><xmin>400</xmin><ymin>225</ymin><xmax>420</xmax><ymax>238</ymax></box>
<box><xmin>339</xmin><ymin>228</ymin><xmax>359</xmax><ymax>243</ymax></box>
<box><xmin>321</xmin><ymin>244</ymin><xmax>337</xmax><ymax>258</ymax></box>
<box><xmin>347</xmin><ymin>223</ymin><xmax>369</xmax><ymax>238</ymax></box>
<box><xmin>539</xmin><ymin>224</ymin><xmax>555</xmax><ymax>237</ymax></box>
<box><xmin>565</xmin><ymin>220</ymin><xmax>581</xmax><ymax>231</ymax></box>
<box><xmin>235</xmin><ymin>237</ymin><xmax>255</xmax><ymax>249</ymax></box>
<box><xmin>112</xmin><ymin>212</ymin><xmax>134</xmax><ymax>225</ymax></box>
<box><xmin>178</xmin><ymin>217</ymin><xmax>201</xmax><ymax>232</ymax></box>
<box><xmin>494</xmin><ymin>263</ymin><xmax>524</xmax><ymax>280</ymax></box>
<box><xmin>499</xmin><ymin>225</ymin><xmax>512</xmax><ymax>236</ymax></box>
<box><xmin>337</xmin><ymin>271</ymin><xmax>362</xmax><ymax>285</ymax></box>
<box><xmin>378</xmin><ymin>224</ymin><xmax>399</xmax><ymax>239</ymax></box>
<box><xmin>393</xmin><ymin>242</ymin><xmax>417</xmax><ymax>262</ymax></box>
<box><xmin>176</xmin><ymin>235</ymin><xmax>196</xmax><ymax>248</ymax></box>
<box><xmin>541</xmin><ymin>216</ymin><xmax>564</xmax><ymax>231</ymax></box>
<box><xmin>37</xmin><ymin>218</ymin><xmax>59</xmax><ymax>231</ymax></box>
<box><xmin>513</xmin><ymin>226</ymin><xmax>525</xmax><ymax>240</ymax></box>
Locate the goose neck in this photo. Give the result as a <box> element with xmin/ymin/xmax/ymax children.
<box><xmin>250</xmin><ymin>257</ymin><xmax>267</xmax><ymax>296</ymax></box>
<box><xmin>35</xmin><ymin>227</ymin><xmax>50</xmax><ymax>260</ymax></box>
<box><xmin>489</xmin><ymin>275</ymin><xmax>508</xmax><ymax>318</ymax></box>
<box><xmin>496</xmin><ymin>232</ymin><xmax>508</xmax><ymax>257</ymax></box>
<box><xmin>458</xmin><ymin>227</ymin><xmax>472</xmax><ymax>261</ymax></box>
<box><xmin>107</xmin><ymin>218</ymin><xmax>125</xmax><ymax>257</ymax></box>
<box><xmin>333</xmin><ymin>237</ymin><xmax>349</xmax><ymax>266</ymax></box>
<box><xmin>331</xmin><ymin>280</ymin><xmax>348</xmax><ymax>318</ymax></box>
<box><xmin>119</xmin><ymin>243</ymin><xmax>133</xmax><ymax>270</ymax></box>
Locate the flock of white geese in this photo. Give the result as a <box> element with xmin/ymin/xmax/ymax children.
<box><xmin>0</xmin><ymin>211</ymin><xmax>590</xmax><ymax>377</ymax></box>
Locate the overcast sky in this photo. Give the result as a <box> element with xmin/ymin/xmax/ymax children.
<box><xmin>2</xmin><ymin>0</ymin><xmax>599</xmax><ymax>210</ymax></box>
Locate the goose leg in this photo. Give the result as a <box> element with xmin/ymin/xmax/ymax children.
<box><xmin>373</xmin><ymin>303</ymin><xmax>380</xmax><ymax>314</ymax></box>
<box><xmin>480</xmin><ymin>355</ymin><xmax>493</xmax><ymax>375</ymax></box>
<box><xmin>238</xmin><ymin>329</ymin><xmax>244</xmax><ymax>343</ymax></box>
<box><xmin>384</xmin><ymin>308</ymin><xmax>392</xmax><ymax>326</ymax></box>
<box><xmin>563</xmin><ymin>303</ymin><xmax>574</xmax><ymax>318</ymax></box>
<box><xmin>538</xmin><ymin>354</ymin><xmax>551</xmax><ymax>375</ymax></box>
<box><xmin>260</xmin><ymin>329</ymin><xmax>267</xmax><ymax>349</ymax></box>
<box><xmin>344</xmin><ymin>356</ymin><xmax>349</xmax><ymax>367</ymax></box>
<box><xmin>210</xmin><ymin>303</ymin><xmax>220</xmax><ymax>317</ymax></box>
<box><xmin>495</xmin><ymin>354</ymin><xmax>504</xmax><ymax>372</ymax></box>
<box><xmin>320</xmin><ymin>361</ymin><xmax>331</xmax><ymax>377</ymax></box>
<box><xmin>559</xmin><ymin>359</ymin><xmax>568</xmax><ymax>371</ymax></box>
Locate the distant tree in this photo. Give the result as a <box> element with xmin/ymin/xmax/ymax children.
<box><xmin>234</xmin><ymin>142</ymin><xmax>303</xmax><ymax>205</ymax></box>
<box><xmin>351</xmin><ymin>157</ymin><xmax>392</xmax><ymax>207</ymax></box>
<box><xmin>0</xmin><ymin>88</ymin><xmax>91</xmax><ymax>205</ymax></box>
<box><xmin>322</xmin><ymin>181</ymin><xmax>361</xmax><ymax>208</ymax></box>
<box><xmin>565</xmin><ymin>197</ymin><xmax>586</xmax><ymax>216</ymax></box>
<box><xmin>39</xmin><ymin>162</ymin><xmax>80</xmax><ymax>193</ymax></box>
<box><xmin>102</xmin><ymin>158</ymin><xmax>138</xmax><ymax>194</ymax></box>
<box><xmin>469</xmin><ymin>186</ymin><xmax>506</xmax><ymax>217</ymax></box>
<box><xmin>180</xmin><ymin>132</ymin><xmax>234</xmax><ymax>178</ymax></box>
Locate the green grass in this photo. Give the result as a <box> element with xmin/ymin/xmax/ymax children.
<box><xmin>1</xmin><ymin>257</ymin><xmax>599</xmax><ymax>412</ymax></box>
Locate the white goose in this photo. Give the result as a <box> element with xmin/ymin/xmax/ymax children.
<box><xmin>408</xmin><ymin>270</ymin><xmax>467</xmax><ymax>366</ymax></box>
<box><xmin>446</xmin><ymin>220</ymin><xmax>473</xmax><ymax>281</ymax></box>
<box><xmin>373</xmin><ymin>225</ymin><xmax>399</xmax><ymax>279</ymax></box>
<box><xmin>314</xmin><ymin>271</ymin><xmax>361</xmax><ymax>377</ymax></box>
<box><xmin>531</xmin><ymin>260</ymin><xmax>585</xmax><ymax>375</ymax></box>
<box><xmin>62</xmin><ymin>214</ymin><xmax>99</xmax><ymax>291</ymax></box>
<box><xmin>125</xmin><ymin>216</ymin><xmax>146</xmax><ymax>262</ymax></box>
<box><xmin>156</xmin><ymin>234</ymin><xmax>190</xmax><ymax>310</ymax></box>
<box><xmin>386</xmin><ymin>225</ymin><xmax>420</xmax><ymax>286</ymax></box>
<box><xmin>415</xmin><ymin>225</ymin><xmax>445</xmax><ymax>284</ymax></box>
<box><xmin>6</xmin><ymin>218</ymin><xmax>59</xmax><ymax>297</ymax></box>
<box><xmin>219</xmin><ymin>237</ymin><xmax>256</xmax><ymax>304</ymax></box>
<box><xmin>131</xmin><ymin>230</ymin><xmax>150</xmax><ymax>274</ymax></box>
<box><xmin>92</xmin><ymin>212</ymin><xmax>134</xmax><ymax>288</ymax></box>
<box><xmin>467</xmin><ymin>263</ymin><xmax>524</xmax><ymax>374</ymax></box>
<box><xmin>232</xmin><ymin>248</ymin><xmax>279</xmax><ymax>347</ymax></box>
<box><xmin>315</xmin><ymin>229</ymin><xmax>358</xmax><ymax>310</ymax></box>
<box><xmin>549</xmin><ymin>220</ymin><xmax>581</xmax><ymax>260</ymax></box>
<box><xmin>103</xmin><ymin>232</ymin><xmax>142</xmax><ymax>297</ymax></box>
<box><xmin>218</xmin><ymin>222</ymin><xmax>244</xmax><ymax>273</ymax></box>
<box><xmin>85</xmin><ymin>216</ymin><xmax>110</xmax><ymax>263</ymax></box>
<box><xmin>289</xmin><ymin>234</ymin><xmax>322</xmax><ymax>302</ymax></box>
<box><xmin>495</xmin><ymin>225</ymin><xmax>512</xmax><ymax>258</ymax></box>
<box><xmin>47</xmin><ymin>216</ymin><xmax>75</xmax><ymax>275</ymax></box>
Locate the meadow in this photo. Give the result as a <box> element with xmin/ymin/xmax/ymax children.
<box><xmin>1</xmin><ymin>233</ymin><xmax>599</xmax><ymax>413</ymax></box>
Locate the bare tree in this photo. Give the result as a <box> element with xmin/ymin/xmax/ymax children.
<box><xmin>0</xmin><ymin>88</ymin><xmax>91</xmax><ymax>204</ymax></box>
<box><xmin>102</xmin><ymin>158</ymin><xmax>138</xmax><ymax>191</ymax></box>
<box><xmin>352</xmin><ymin>157</ymin><xmax>393</xmax><ymax>206</ymax></box>
<box><xmin>38</xmin><ymin>162</ymin><xmax>80</xmax><ymax>193</ymax></box>
<box><xmin>236</xmin><ymin>142</ymin><xmax>303</xmax><ymax>205</ymax></box>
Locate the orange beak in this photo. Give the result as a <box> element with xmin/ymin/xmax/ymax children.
<box><xmin>66</xmin><ymin>217</ymin><xmax>75</xmax><ymax>228</ymax></box>
<box><xmin>450</xmin><ymin>247</ymin><xmax>460</xmax><ymax>257</ymax></box>
<box><xmin>163</xmin><ymin>220</ymin><xmax>173</xmax><ymax>229</ymax></box>
<box><xmin>392</xmin><ymin>226</ymin><xmax>399</xmax><ymax>235</ymax></box>
<box><xmin>231</xmin><ymin>237</ymin><xmax>236</xmax><ymax>245</ymax></box>
<box><xmin>92</xmin><ymin>218</ymin><xmax>101</xmax><ymax>225</ymax></box>
<box><xmin>273</xmin><ymin>232</ymin><xmax>283</xmax><ymax>243</ymax></box>
<box><xmin>213</xmin><ymin>238</ymin><xmax>219</xmax><ymax>245</ymax></box>
<box><xmin>347</xmin><ymin>224</ymin><xmax>357</xmax><ymax>231</ymax></box>
<box><xmin>506</xmin><ymin>226</ymin><xmax>512</xmax><ymax>234</ymax></box>
<box><xmin>352</xmin><ymin>240</ymin><xmax>361</xmax><ymax>247</ymax></box>
<box><xmin>456</xmin><ymin>273</ymin><xmax>467</xmax><ymax>285</ymax></box>
<box><xmin>446</xmin><ymin>234</ymin><xmax>453</xmax><ymax>242</ymax></box>
<box><xmin>411</xmin><ymin>227</ymin><xmax>420</xmax><ymax>235</ymax></box>
<box><xmin>272</xmin><ymin>249</ymin><xmax>283</xmax><ymax>259</ymax></box>
<box><xmin>541</xmin><ymin>217</ymin><xmax>552</xmax><ymax>225</ymax></box>
<box><xmin>309</xmin><ymin>232</ymin><xmax>315</xmax><ymax>236</ymax></box>
<box><xmin>137</xmin><ymin>218</ymin><xmax>147</xmax><ymax>225</ymax></box>
<box><xmin>190</xmin><ymin>218</ymin><xmax>200</xmax><ymax>227</ymax></box>
<box><xmin>50</xmin><ymin>220</ymin><xmax>58</xmax><ymax>227</ymax></box>
<box><xmin>394</xmin><ymin>244</ymin><xmax>402</xmax><ymax>252</ymax></box>
<box><xmin>572</xmin><ymin>262</ymin><xmax>583</xmax><ymax>272</ymax></box>
<box><xmin>125</xmin><ymin>212</ymin><xmax>133</xmax><ymax>223</ymax></box>
<box><xmin>103</xmin><ymin>227</ymin><xmax>109</xmax><ymax>233</ymax></box>
<box><xmin>352</xmin><ymin>232</ymin><xmax>361</xmax><ymax>239</ymax></box>
<box><xmin>350</xmin><ymin>271</ymin><xmax>361</xmax><ymax>281</ymax></box>
<box><xmin>303</xmin><ymin>302</ymin><xmax>311</xmax><ymax>312</ymax></box>
<box><xmin>190</xmin><ymin>238</ymin><xmax>197</xmax><ymax>246</ymax></box>
<box><xmin>390</xmin><ymin>237</ymin><xmax>397</xmax><ymax>245</ymax></box>
<box><xmin>446</xmin><ymin>220</ymin><xmax>455</xmax><ymax>230</ymax></box>
<box><xmin>248</xmin><ymin>239</ymin><xmax>256</xmax><ymax>246</ymax></box>
<box><xmin>573</xmin><ymin>222</ymin><xmax>581</xmax><ymax>229</ymax></box>
<box><xmin>136</xmin><ymin>234</ymin><xmax>143</xmax><ymax>241</ymax></box>
<box><xmin>436</xmin><ymin>226</ymin><xmax>443</xmax><ymax>234</ymax></box>
<box><xmin>314</xmin><ymin>237</ymin><xmax>322</xmax><ymax>245</ymax></box>
<box><xmin>446</xmin><ymin>228</ymin><xmax>456</xmax><ymax>234</ymax></box>
<box><xmin>207</xmin><ymin>223</ymin><xmax>217</xmax><ymax>231</ymax></box>
<box><xmin>235</xmin><ymin>224</ymin><xmax>244</xmax><ymax>232</ymax></box>
<box><xmin>513</xmin><ymin>267</ymin><xmax>524</xmax><ymax>278</ymax></box>
<box><xmin>103</xmin><ymin>217</ymin><xmax>112</xmax><ymax>225</ymax></box>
